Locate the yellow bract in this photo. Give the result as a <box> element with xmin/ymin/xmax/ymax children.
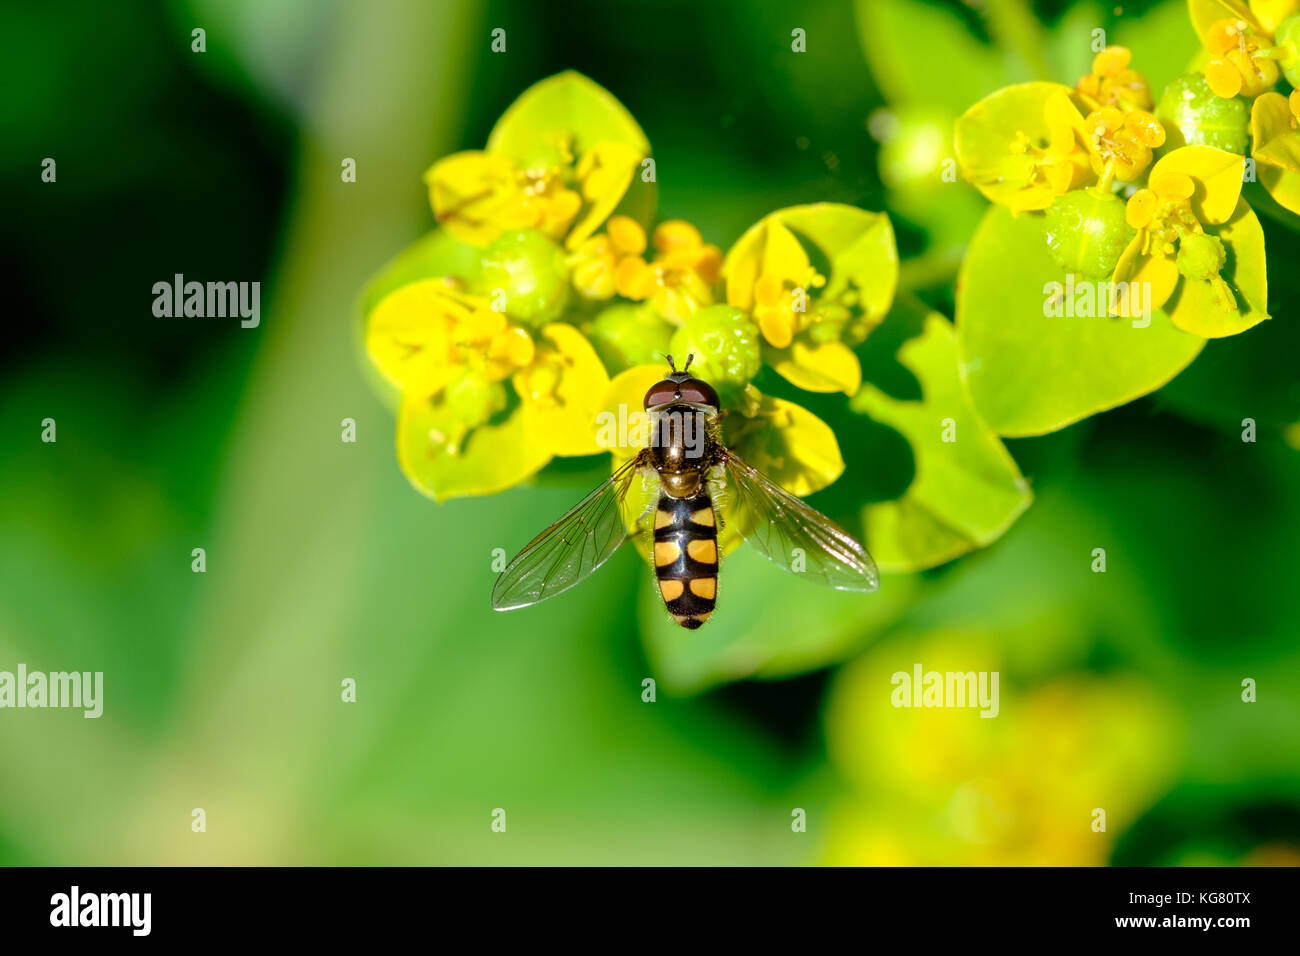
<box><xmin>825</xmin><ymin>634</ymin><xmax>1178</xmax><ymax>866</ymax></box>
<box><xmin>767</xmin><ymin>340</ymin><xmax>862</xmax><ymax>395</ymax></box>
<box><xmin>367</xmin><ymin>280</ymin><xmax>613</xmax><ymax>497</ymax></box>
<box><xmin>511</xmin><ymin>323</ymin><xmax>611</xmax><ymax>458</ymax></box>
<box><xmin>726</xmin><ymin>217</ymin><xmax>819</xmax><ymax>349</ymax></box>
<box><xmin>1251</xmin><ymin>0</ymin><xmax>1300</xmax><ymax>32</ymax></box>
<box><xmin>955</xmin><ymin>83</ymin><xmax>1093</xmax><ymax>214</ymax></box>
<box><xmin>599</xmin><ymin>364</ymin><xmax>665</xmax><ymax>461</ymax></box>
<box><xmin>366</xmin><ymin>279</ymin><xmax>465</xmax><ymax>400</ymax></box>
<box><xmin>1251</xmin><ymin>90</ymin><xmax>1300</xmax><ymax>214</ymax></box>
<box><xmin>723</xmin><ymin>392</ymin><xmax>846</xmax><ymax>498</ymax></box>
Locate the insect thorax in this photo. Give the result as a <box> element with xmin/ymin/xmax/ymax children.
<box><xmin>648</xmin><ymin>403</ymin><xmax>719</xmax><ymax>498</ymax></box>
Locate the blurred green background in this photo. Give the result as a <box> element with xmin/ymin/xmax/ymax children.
<box><xmin>1</xmin><ymin>0</ymin><xmax>1298</xmax><ymax>865</ymax></box>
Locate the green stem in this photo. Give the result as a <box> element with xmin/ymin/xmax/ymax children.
<box><xmin>1089</xmin><ymin>161</ymin><xmax>1118</xmax><ymax>199</ymax></box>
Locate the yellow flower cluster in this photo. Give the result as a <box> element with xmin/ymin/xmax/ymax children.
<box><xmin>362</xmin><ymin>73</ymin><xmax>900</xmax><ymax>502</ymax></box>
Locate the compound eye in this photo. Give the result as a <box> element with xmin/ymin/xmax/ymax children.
<box><xmin>676</xmin><ymin>379</ymin><xmax>720</xmax><ymax>409</ymax></box>
<box><xmin>643</xmin><ymin>380</ymin><xmax>680</xmax><ymax>409</ymax></box>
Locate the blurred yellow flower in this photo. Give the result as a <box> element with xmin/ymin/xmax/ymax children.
<box><xmin>823</xmin><ymin>632</ymin><xmax>1179</xmax><ymax>865</ymax></box>
<box><xmin>1075</xmin><ymin>45</ymin><xmax>1153</xmax><ymax>110</ymax></box>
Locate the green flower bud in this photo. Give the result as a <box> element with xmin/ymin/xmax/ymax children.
<box><xmin>668</xmin><ymin>304</ymin><xmax>761</xmax><ymax>394</ymax></box>
<box><xmin>587</xmin><ymin>303</ymin><xmax>673</xmax><ymax>372</ymax></box>
<box><xmin>1156</xmin><ymin>73</ymin><xmax>1250</xmax><ymax>154</ymax></box>
<box><xmin>808</xmin><ymin>317</ymin><xmax>845</xmax><ymax>344</ymax></box>
<box><xmin>443</xmin><ymin>368</ymin><xmax>506</xmax><ymax>429</ymax></box>
<box><xmin>1044</xmin><ymin>189</ymin><xmax>1134</xmax><ymax>281</ymax></box>
<box><xmin>478</xmin><ymin>229</ymin><xmax>570</xmax><ymax>327</ymax></box>
<box><xmin>1176</xmin><ymin>232</ymin><xmax>1226</xmax><ymax>282</ymax></box>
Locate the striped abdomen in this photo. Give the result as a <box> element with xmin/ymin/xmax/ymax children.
<box><xmin>652</xmin><ymin>490</ymin><xmax>718</xmax><ymax>629</ymax></box>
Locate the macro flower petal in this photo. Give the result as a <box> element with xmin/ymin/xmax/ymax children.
<box><xmin>397</xmin><ymin>394</ymin><xmax>551</xmax><ymax>502</ymax></box>
<box><xmin>366</xmin><ymin>279</ymin><xmax>469</xmax><ymax>399</ymax></box>
<box><xmin>1149</xmin><ymin>145</ymin><xmax>1244</xmax><ymax>224</ymax></box>
<box><xmin>512</xmin><ymin>323</ymin><xmax>612</xmax><ymax>457</ymax></box>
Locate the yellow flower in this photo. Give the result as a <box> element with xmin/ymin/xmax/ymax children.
<box><xmin>426</xmin><ymin>138</ymin><xmax>641</xmax><ymax>252</ymax></box>
<box><xmin>1112</xmin><ymin>146</ymin><xmax>1267</xmax><ymax>335</ymax></box>
<box><xmin>569</xmin><ymin>215</ymin><xmax>649</xmax><ymax>300</ymax></box>
<box><xmin>511</xmin><ymin>323</ymin><xmax>611</xmax><ymax>457</ymax></box>
<box><xmin>723</xmin><ymin>205</ymin><xmax>897</xmax><ymax>395</ymax></box>
<box><xmin>1083</xmin><ymin>106</ymin><xmax>1165</xmax><ymax>182</ymax></box>
<box><xmin>1007</xmin><ymin>92</ymin><xmax>1095</xmax><ymax>202</ymax></box>
<box><xmin>955</xmin><ymin>84</ymin><xmax>1095</xmax><ymax>214</ymax></box>
<box><xmin>1075</xmin><ymin>45</ymin><xmax>1153</xmax><ymax>110</ymax></box>
<box><xmin>824</xmin><ymin>633</ymin><xmax>1179</xmax><ymax>866</ymax></box>
<box><xmin>1203</xmin><ymin>17</ymin><xmax>1282</xmax><ymax>97</ymax></box>
<box><xmin>604</xmin><ymin>220</ymin><xmax>722</xmax><ymax>323</ymax></box>
<box><xmin>366</xmin><ymin>277</ymin><xmax>612</xmax><ymax>499</ymax></box>
<box><xmin>743</xmin><ymin>222</ymin><xmax>824</xmax><ymax>349</ymax></box>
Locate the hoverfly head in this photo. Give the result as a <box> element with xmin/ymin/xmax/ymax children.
<box><xmin>643</xmin><ymin>354</ymin><xmax>721</xmax><ymax>411</ymax></box>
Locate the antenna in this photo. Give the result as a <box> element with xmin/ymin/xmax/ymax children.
<box><xmin>682</xmin><ymin>353</ymin><xmax>695</xmax><ymax>373</ymax></box>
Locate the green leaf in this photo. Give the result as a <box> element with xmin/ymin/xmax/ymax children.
<box><xmin>854</xmin><ymin>0</ymin><xmax>1005</xmax><ymax>114</ymax></box>
<box><xmin>356</xmin><ymin>229</ymin><xmax>481</xmax><ymax>410</ymax></box>
<box><xmin>852</xmin><ymin>312</ymin><xmax>1032</xmax><ymax>572</ymax></box>
<box><xmin>639</xmin><ymin>545</ymin><xmax>916</xmax><ymax>694</ymax></box>
<box><xmin>956</xmin><ymin>205</ymin><xmax>1205</xmax><ymax>436</ymax></box>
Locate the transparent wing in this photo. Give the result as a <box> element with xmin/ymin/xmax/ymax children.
<box><xmin>716</xmin><ymin>449</ymin><xmax>880</xmax><ymax>592</ymax></box>
<box><xmin>492</xmin><ymin>453</ymin><xmax>655</xmax><ymax>611</ymax></box>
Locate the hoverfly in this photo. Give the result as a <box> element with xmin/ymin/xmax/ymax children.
<box><xmin>492</xmin><ymin>355</ymin><xmax>879</xmax><ymax>628</ymax></box>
